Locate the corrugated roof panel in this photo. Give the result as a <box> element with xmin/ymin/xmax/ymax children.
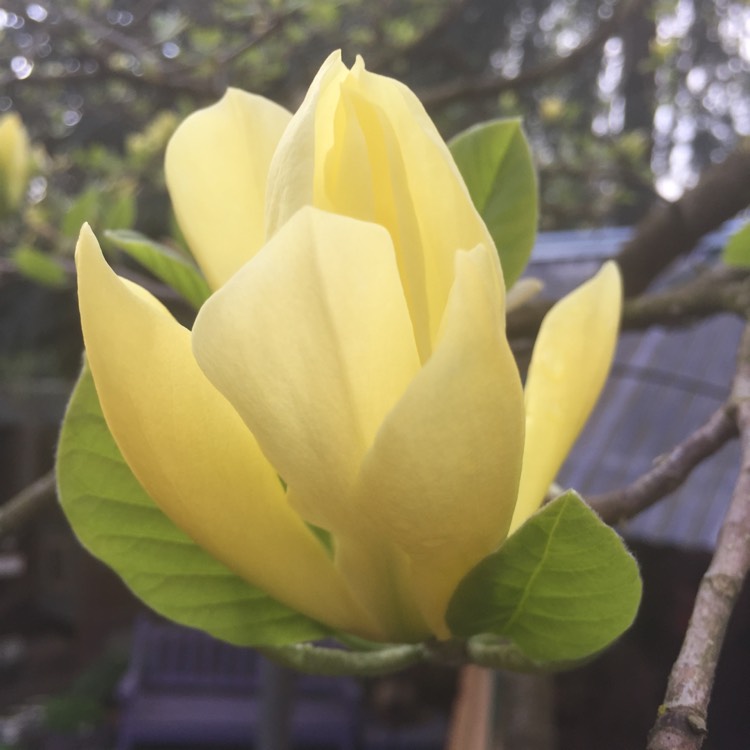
<box><xmin>527</xmin><ymin>225</ymin><xmax>743</xmax><ymax>551</ymax></box>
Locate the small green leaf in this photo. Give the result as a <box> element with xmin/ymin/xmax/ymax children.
<box><xmin>13</xmin><ymin>246</ymin><xmax>68</xmax><ymax>288</ymax></box>
<box><xmin>102</xmin><ymin>186</ymin><xmax>136</xmax><ymax>231</ymax></box>
<box><xmin>56</xmin><ymin>364</ymin><xmax>328</xmax><ymax>647</ymax></box>
<box><xmin>722</xmin><ymin>223</ymin><xmax>750</xmax><ymax>268</ymax></box>
<box><xmin>62</xmin><ymin>187</ymin><xmax>100</xmax><ymax>238</ymax></box>
<box><xmin>446</xmin><ymin>491</ymin><xmax>641</xmax><ymax>664</ymax></box>
<box><xmin>449</xmin><ymin>119</ymin><xmax>538</xmax><ymax>287</ymax></box>
<box><xmin>105</xmin><ymin>229</ymin><xmax>211</xmax><ymax>309</ymax></box>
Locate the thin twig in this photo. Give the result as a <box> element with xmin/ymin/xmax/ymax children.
<box><xmin>370</xmin><ymin>0</ymin><xmax>472</xmax><ymax>74</ymax></box>
<box><xmin>418</xmin><ymin>0</ymin><xmax>649</xmax><ymax>108</ymax></box>
<box><xmin>589</xmin><ymin>404</ymin><xmax>738</xmax><ymax>524</ymax></box>
<box><xmin>508</xmin><ymin>267</ymin><xmax>750</xmax><ymax>341</ymax></box>
<box><xmin>647</xmin><ymin>324</ymin><xmax>750</xmax><ymax>750</ymax></box>
<box><xmin>0</xmin><ymin>469</ymin><xmax>56</xmax><ymax>537</ymax></box>
<box><xmin>216</xmin><ymin>11</ymin><xmax>294</xmax><ymax>67</ymax></box>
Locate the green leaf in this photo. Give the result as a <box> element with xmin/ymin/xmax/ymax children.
<box><xmin>56</xmin><ymin>363</ymin><xmax>328</xmax><ymax>647</ymax></box>
<box><xmin>446</xmin><ymin>491</ymin><xmax>641</xmax><ymax>664</ymax></box>
<box><xmin>105</xmin><ymin>229</ymin><xmax>211</xmax><ymax>309</ymax></box>
<box><xmin>13</xmin><ymin>246</ymin><xmax>68</xmax><ymax>288</ymax></box>
<box><xmin>722</xmin><ymin>223</ymin><xmax>750</xmax><ymax>268</ymax></box>
<box><xmin>62</xmin><ymin>187</ymin><xmax>100</xmax><ymax>239</ymax></box>
<box><xmin>101</xmin><ymin>186</ymin><xmax>136</xmax><ymax>231</ymax></box>
<box><xmin>449</xmin><ymin>119</ymin><xmax>538</xmax><ymax>287</ymax></box>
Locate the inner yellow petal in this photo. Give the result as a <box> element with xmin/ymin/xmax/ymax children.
<box><xmin>264</xmin><ymin>51</ymin><xmax>348</xmax><ymax>239</ymax></box>
<box><xmin>266</xmin><ymin>54</ymin><xmax>502</xmax><ymax>363</ymax></box>
<box><xmin>332</xmin><ymin>60</ymin><xmax>502</xmax><ymax>361</ymax></box>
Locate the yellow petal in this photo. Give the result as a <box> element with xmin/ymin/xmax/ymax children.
<box><xmin>165</xmin><ymin>88</ymin><xmax>291</xmax><ymax>289</ymax></box>
<box><xmin>329</xmin><ymin>59</ymin><xmax>501</xmax><ymax>361</ymax></box>
<box><xmin>334</xmin><ymin>534</ymin><xmax>429</xmax><ymax>642</ymax></box>
<box><xmin>192</xmin><ymin>207</ymin><xmax>421</xmax><ymax>534</ymax></box>
<box><xmin>506</xmin><ymin>276</ymin><xmax>543</xmax><ymax>312</ymax></box>
<box><xmin>264</xmin><ymin>51</ymin><xmax>348</xmax><ymax>238</ymax></box>
<box><xmin>354</xmin><ymin>244</ymin><xmax>525</xmax><ymax>636</ymax></box>
<box><xmin>76</xmin><ymin>224</ymin><xmax>377</xmax><ymax>638</ymax></box>
<box><xmin>510</xmin><ymin>261</ymin><xmax>622</xmax><ymax>533</ymax></box>
<box><xmin>265</xmin><ymin>55</ymin><xmax>501</xmax><ymax>361</ymax></box>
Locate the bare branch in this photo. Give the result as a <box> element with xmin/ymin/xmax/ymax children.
<box><xmin>618</xmin><ymin>146</ymin><xmax>750</xmax><ymax>297</ymax></box>
<box><xmin>445</xmin><ymin>666</ymin><xmax>494</xmax><ymax>750</ymax></box>
<box><xmin>417</xmin><ymin>0</ymin><xmax>649</xmax><ymax>108</ymax></box>
<box><xmin>0</xmin><ymin>60</ymin><xmax>221</xmax><ymax>101</ymax></box>
<box><xmin>589</xmin><ymin>404</ymin><xmax>738</xmax><ymax>524</ymax></box>
<box><xmin>646</xmin><ymin>324</ymin><xmax>750</xmax><ymax>750</ymax></box>
<box><xmin>215</xmin><ymin>11</ymin><xmax>296</xmax><ymax>67</ymax></box>
<box><xmin>508</xmin><ymin>267</ymin><xmax>750</xmax><ymax>342</ymax></box>
<box><xmin>370</xmin><ymin>0</ymin><xmax>473</xmax><ymax>74</ymax></box>
<box><xmin>0</xmin><ymin>470</ymin><xmax>56</xmax><ymax>538</ymax></box>
<box><xmin>58</xmin><ymin>6</ymin><xmax>155</xmax><ymax>59</ymax></box>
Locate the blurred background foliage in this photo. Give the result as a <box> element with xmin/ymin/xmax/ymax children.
<box><xmin>0</xmin><ymin>0</ymin><xmax>748</xmax><ymax>379</ymax></box>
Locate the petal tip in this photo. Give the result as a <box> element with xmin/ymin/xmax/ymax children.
<box><xmin>591</xmin><ymin>260</ymin><xmax>624</xmax><ymax>317</ymax></box>
<box><xmin>75</xmin><ymin>223</ymin><xmax>101</xmax><ymax>264</ymax></box>
<box><xmin>599</xmin><ymin>259</ymin><xmax>623</xmax><ymax>287</ymax></box>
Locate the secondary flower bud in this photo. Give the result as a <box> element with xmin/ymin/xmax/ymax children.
<box><xmin>0</xmin><ymin>112</ymin><xmax>30</xmax><ymax>216</ymax></box>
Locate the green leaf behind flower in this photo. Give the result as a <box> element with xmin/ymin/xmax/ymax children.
<box><xmin>446</xmin><ymin>490</ymin><xmax>641</xmax><ymax>664</ymax></box>
<box><xmin>56</xmin><ymin>363</ymin><xmax>328</xmax><ymax>647</ymax></box>
<box><xmin>13</xmin><ymin>246</ymin><xmax>68</xmax><ymax>288</ymax></box>
<box><xmin>449</xmin><ymin>119</ymin><xmax>538</xmax><ymax>288</ymax></box>
<box><xmin>722</xmin><ymin>223</ymin><xmax>750</xmax><ymax>268</ymax></box>
<box><xmin>62</xmin><ymin>188</ymin><xmax>100</xmax><ymax>239</ymax></box>
<box><xmin>101</xmin><ymin>186</ymin><xmax>136</xmax><ymax>231</ymax></box>
<box><xmin>105</xmin><ymin>229</ymin><xmax>211</xmax><ymax>309</ymax></box>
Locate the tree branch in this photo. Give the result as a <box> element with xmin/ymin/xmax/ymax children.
<box><xmin>370</xmin><ymin>0</ymin><xmax>473</xmax><ymax>74</ymax></box>
<box><xmin>0</xmin><ymin>469</ymin><xmax>56</xmax><ymax>538</ymax></box>
<box><xmin>445</xmin><ymin>666</ymin><xmax>494</xmax><ymax>750</ymax></box>
<box><xmin>417</xmin><ymin>0</ymin><xmax>649</xmax><ymax>108</ymax></box>
<box><xmin>0</xmin><ymin>61</ymin><xmax>221</xmax><ymax>102</ymax></box>
<box><xmin>617</xmin><ymin>146</ymin><xmax>750</xmax><ymax>297</ymax></box>
<box><xmin>646</xmin><ymin>323</ymin><xmax>750</xmax><ymax>750</ymax></box>
<box><xmin>508</xmin><ymin>267</ymin><xmax>750</xmax><ymax>342</ymax></box>
<box><xmin>589</xmin><ymin>404</ymin><xmax>738</xmax><ymax>524</ymax></box>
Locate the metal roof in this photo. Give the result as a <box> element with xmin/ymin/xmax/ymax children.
<box><xmin>527</xmin><ymin>222</ymin><xmax>743</xmax><ymax>551</ymax></box>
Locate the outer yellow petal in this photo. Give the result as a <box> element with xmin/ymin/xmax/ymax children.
<box><xmin>192</xmin><ymin>207</ymin><xmax>424</xmax><ymax>637</ymax></box>
<box><xmin>354</xmin><ymin>244</ymin><xmax>525</xmax><ymax>636</ymax></box>
<box><xmin>165</xmin><ymin>88</ymin><xmax>291</xmax><ymax>289</ymax></box>
<box><xmin>76</xmin><ymin>224</ymin><xmax>377</xmax><ymax>638</ymax></box>
<box><xmin>192</xmin><ymin>207</ymin><xmax>421</xmax><ymax>534</ymax></box>
<box><xmin>510</xmin><ymin>261</ymin><xmax>623</xmax><ymax>533</ymax></box>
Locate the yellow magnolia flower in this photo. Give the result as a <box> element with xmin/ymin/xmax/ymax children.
<box><xmin>75</xmin><ymin>52</ymin><xmax>621</xmax><ymax>643</ymax></box>
<box><xmin>0</xmin><ymin>112</ymin><xmax>30</xmax><ymax>216</ymax></box>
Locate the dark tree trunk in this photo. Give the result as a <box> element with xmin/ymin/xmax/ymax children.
<box><xmin>617</xmin><ymin>7</ymin><xmax>657</xmax><ymax>224</ymax></box>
